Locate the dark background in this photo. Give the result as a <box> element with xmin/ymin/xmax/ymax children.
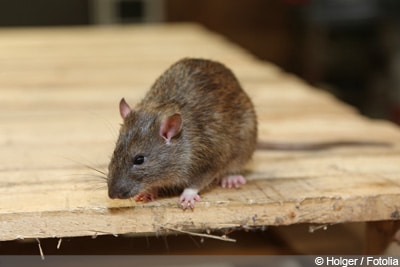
<box><xmin>1</xmin><ymin>0</ymin><xmax>399</xmax><ymax>124</ymax></box>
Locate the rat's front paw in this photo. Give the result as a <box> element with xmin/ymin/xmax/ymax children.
<box><xmin>134</xmin><ymin>190</ymin><xmax>158</xmax><ymax>202</ymax></box>
<box><xmin>179</xmin><ymin>188</ymin><xmax>201</xmax><ymax>210</ymax></box>
<box><xmin>221</xmin><ymin>175</ymin><xmax>246</xmax><ymax>188</ymax></box>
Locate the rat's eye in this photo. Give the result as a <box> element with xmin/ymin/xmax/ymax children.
<box><xmin>133</xmin><ymin>155</ymin><xmax>145</xmax><ymax>165</ymax></box>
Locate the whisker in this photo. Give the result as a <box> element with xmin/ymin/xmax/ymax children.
<box><xmin>81</xmin><ymin>164</ymin><xmax>107</xmax><ymax>176</ymax></box>
<box><xmin>79</xmin><ymin>179</ymin><xmax>108</xmax><ymax>192</ymax></box>
<box><xmin>68</xmin><ymin>173</ymin><xmax>107</xmax><ymax>183</ymax></box>
<box><xmin>59</xmin><ymin>156</ymin><xmax>110</xmax><ymax>194</ymax></box>
<box><xmin>92</xmin><ymin>184</ymin><xmax>108</xmax><ymax>191</ymax></box>
<box><xmin>60</xmin><ymin>156</ymin><xmax>107</xmax><ymax>175</ymax></box>
<box><xmin>68</xmin><ymin>172</ymin><xmax>106</xmax><ymax>179</ymax></box>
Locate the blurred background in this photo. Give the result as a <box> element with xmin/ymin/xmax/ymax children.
<box><xmin>1</xmin><ymin>0</ymin><xmax>399</xmax><ymax>124</ymax></box>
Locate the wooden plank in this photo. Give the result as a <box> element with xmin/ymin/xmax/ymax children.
<box><xmin>1</xmin><ymin>24</ymin><xmax>400</xmax><ymax>241</ymax></box>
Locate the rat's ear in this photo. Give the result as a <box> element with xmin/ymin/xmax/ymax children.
<box><xmin>159</xmin><ymin>113</ymin><xmax>182</xmax><ymax>144</ymax></box>
<box><xmin>119</xmin><ymin>98</ymin><xmax>132</xmax><ymax>119</ymax></box>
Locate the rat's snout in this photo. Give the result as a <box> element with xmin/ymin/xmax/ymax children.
<box><xmin>108</xmin><ymin>186</ymin><xmax>132</xmax><ymax>199</ymax></box>
<box><xmin>107</xmin><ymin>177</ymin><xmax>137</xmax><ymax>199</ymax></box>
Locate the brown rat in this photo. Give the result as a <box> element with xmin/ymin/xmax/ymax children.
<box><xmin>107</xmin><ymin>58</ymin><xmax>257</xmax><ymax>209</ymax></box>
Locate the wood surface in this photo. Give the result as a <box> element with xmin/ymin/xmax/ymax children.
<box><xmin>1</xmin><ymin>24</ymin><xmax>400</xmax><ymax>241</ymax></box>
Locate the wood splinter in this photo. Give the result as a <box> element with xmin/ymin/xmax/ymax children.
<box><xmin>157</xmin><ymin>224</ymin><xmax>237</xmax><ymax>243</ymax></box>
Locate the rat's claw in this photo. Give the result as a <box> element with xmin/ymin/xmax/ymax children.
<box><xmin>179</xmin><ymin>188</ymin><xmax>201</xmax><ymax>210</ymax></box>
<box><xmin>134</xmin><ymin>190</ymin><xmax>157</xmax><ymax>202</ymax></box>
<box><xmin>221</xmin><ymin>175</ymin><xmax>246</xmax><ymax>188</ymax></box>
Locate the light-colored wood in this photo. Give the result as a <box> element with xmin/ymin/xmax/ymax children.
<box><xmin>1</xmin><ymin>24</ymin><xmax>400</xmax><ymax>241</ymax></box>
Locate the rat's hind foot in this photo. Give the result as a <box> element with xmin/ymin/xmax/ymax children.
<box><xmin>221</xmin><ymin>175</ymin><xmax>246</xmax><ymax>188</ymax></box>
<box><xmin>179</xmin><ymin>188</ymin><xmax>201</xmax><ymax>210</ymax></box>
<box><xmin>134</xmin><ymin>190</ymin><xmax>158</xmax><ymax>203</ymax></box>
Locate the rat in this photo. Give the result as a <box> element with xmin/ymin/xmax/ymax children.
<box><xmin>107</xmin><ymin>58</ymin><xmax>257</xmax><ymax>209</ymax></box>
<box><xmin>106</xmin><ymin>58</ymin><xmax>390</xmax><ymax>209</ymax></box>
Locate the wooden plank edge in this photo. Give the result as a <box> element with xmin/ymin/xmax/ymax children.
<box><xmin>1</xmin><ymin>193</ymin><xmax>400</xmax><ymax>241</ymax></box>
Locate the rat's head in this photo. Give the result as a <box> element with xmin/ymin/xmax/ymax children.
<box><xmin>107</xmin><ymin>98</ymin><xmax>183</xmax><ymax>199</ymax></box>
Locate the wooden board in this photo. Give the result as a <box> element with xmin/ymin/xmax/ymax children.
<box><xmin>1</xmin><ymin>24</ymin><xmax>400</xmax><ymax>241</ymax></box>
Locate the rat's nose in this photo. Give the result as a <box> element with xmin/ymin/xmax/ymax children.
<box><xmin>108</xmin><ymin>185</ymin><xmax>132</xmax><ymax>199</ymax></box>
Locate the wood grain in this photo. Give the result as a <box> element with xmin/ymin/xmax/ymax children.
<box><xmin>1</xmin><ymin>24</ymin><xmax>400</xmax><ymax>241</ymax></box>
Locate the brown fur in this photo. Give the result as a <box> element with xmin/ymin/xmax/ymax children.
<box><xmin>107</xmin><ymin>58</ymin><xmax>257</xmax><ymax>199</ymax></box>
